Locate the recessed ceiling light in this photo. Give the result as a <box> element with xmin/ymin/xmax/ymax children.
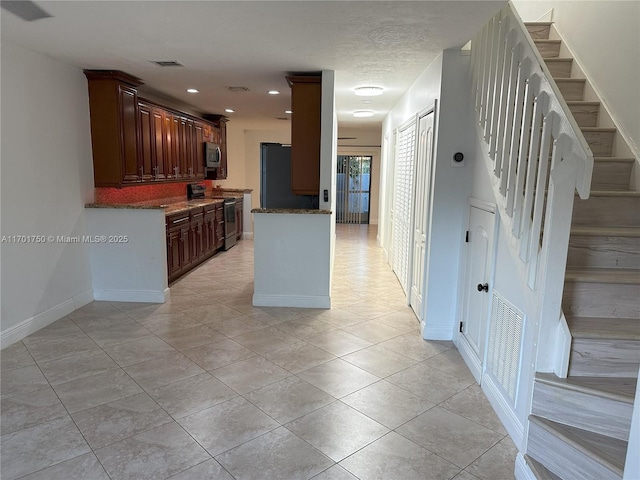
<box><xmin>225</xmin><ymin>108</ymin><xmax>235</xmax><ymax>113</ymax></box>
<box><xmin>353</xmin><ymin>110</ymin><xmax>375</xmax><ymax>118</ymax></box>
<box><xmin>354</xmin><ymin>86</ymin><xmax>384</xmax><ymax>97</ymax></box>
<box><xmin>268</xmin><ymin>90</ymin><xmax>280</xmax><ymax>95</ymax></box>
<box><xmin>285</xmin><ymin>110</ymin><xmax>293</xmax><ymax>114</ymax></box>
<box><xmin>186</xmin><ymin>88</ymin><xmax>199</xmax><ymax>93</ymax></box>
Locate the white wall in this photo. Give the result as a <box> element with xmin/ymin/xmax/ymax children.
<box><xmin>512</xmin><ymin>0</ymin><xmax>640</xmax><ymax>157</ymax></box>
<box><xmin>379</xmin><ymin>54</ymin><xmax>443</xmax><ymax>260</ymax></box>
<box><xmin>253</xmin><ymin>213</ymin><xmax>332</xmax><ymax>308</ymax></box>
<box><xmin>421</xmin><ymin>50</ymin><xmax>476</xmax><ymax>340</ymax></box>
<box><xmin>1</xmin><ymin>42</ymin><xmax>95</xmax><ymax>347</ymax></box>
<box><xmin>87</xmin><ymin>209</ymin><xmax>168</xmax><ymax>303</ymax></box>
<box><xmin>380</xmin><ymin>51</ymin><xmax>477</xmax><ymax>341</ymax></box>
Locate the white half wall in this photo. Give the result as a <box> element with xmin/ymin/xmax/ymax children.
<box><xmin>252</xmin><ymin>213</ymin><xmax>332</xmax><ymax>308</ymax></box>
<box><xmin>86</xmin><ymin>209</ymin><xmax>168</xmax><ymax>303</ymax></box>
<box><xmin>1</xmin><ymin>41</ymin><xmax>95</xmax><ymax>347</ymax></box>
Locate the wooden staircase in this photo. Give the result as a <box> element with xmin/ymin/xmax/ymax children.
<box><xmin>524</xmin><ymin>22</ymin><xmax>640</xmax><ymax>480</ymax></box>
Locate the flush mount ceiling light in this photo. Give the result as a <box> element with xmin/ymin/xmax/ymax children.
<box><xmin>225</xmin><ymin>108</ymin><xmax>235</xmax><ymax>113</ymax></box>
<box><xmin>353</xmin><ymin>110</ymin><xmax>375</xmax><ymax>118</ymax></box>
<box><xmin>354</xmin><ymin>86</ymin><xmax>384</xmax><ymax>97</ymax></box>
<box><xmin>285</xmin><ymin>110</ymin><xmax>293</xmax><ymax>114</ymax></box>
<box><xmin>186</xmin><ymin>88</ymin><xmax>199</xmax><ymax>93</ymax></box>
<box><xmin>268</xmin><ymin>90</ymin><xmax>280</xmax><ymax>95</ymax></box>
<box><xmin>152</xmin><ymin>60</ymin><xmax>183</xmax><ymax>67</ymax></box>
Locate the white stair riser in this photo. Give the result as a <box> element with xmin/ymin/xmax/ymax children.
<box><xmin>583</xmin><ymin>131</ymin><xmax>616</xmax><ymax>157</ymax></box>
<box><xmin>532</xmin><ymin>382</ymin><xmax>632</xmax><ymax>440</ymax></box>
<box><xmin>569</xmin><ymin>338</ymin><xmax>640</xmax><ymax>378</ymax></box>
<box><xmin>573</xmin><ymin>196</ymin><xmax>640</xmax><ymax>227</ymax></box>
<box><xmin>592</xmin><ymin>161</ymin><xmax>632</xmax><ymax>190</ymax></box>
<box><xmin>563</xmin><ymin>282</ymin><xmax>640</xmax><ymax>318</ymax></box>
<box><xmin>567</xmin><ymin>236</ymin><xmax>640</xmax><ymax>269</ymax></box>
<box><xmin>568</xmin><ymin>104</ymin><xmax>599</xmax><ymax>127</ymax></box>
<box><xmin>527</xmin><ymin>421</ymin><xmax>622</xmax><ymax>480</ymax></box>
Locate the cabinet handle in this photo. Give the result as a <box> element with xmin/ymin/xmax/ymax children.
<box><xmin>172</xmin><ymin>217</ymin><xmax>189</xmax><ymax>225</ymax></box>
<box><xmin>139</xmin><ymin>167</ymin><xmax>144</xmax><ymax>179</ymax></box>
<box><xmin>192</xmin><ymin>212</ymin><xmax>203</xmax><ymax>217</ymax></box>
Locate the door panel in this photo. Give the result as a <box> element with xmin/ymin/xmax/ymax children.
<box><xmin>461</xmin><ymin>205</ymin><xmax>496</xmax><ymax>364</ymax></box>
<box><xmin>410</xmin><ymin>111</ymin><xmax>435</xmax><ymax>319</ymax></box>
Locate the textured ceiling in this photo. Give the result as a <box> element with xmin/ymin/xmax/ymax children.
<box><xmin>1</xmin><ymin>1</ymin><xmax>505</xmax><ymax>128</ymax></box>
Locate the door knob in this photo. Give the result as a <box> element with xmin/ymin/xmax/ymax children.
<box><xmin>477</xmin><ymin>283</ymin><xmax>489</xmax><ymax>293</ymax></box>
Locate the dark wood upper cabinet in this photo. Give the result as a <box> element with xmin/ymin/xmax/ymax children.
<box><xmin>286</xmin><ymin>75</ymin><xmax>322</xmax><ymax>196</ymax></box>
<box><xmin>85</xmin><ymin>70</ymin><xmax>144</xmax><ymax>187</ymax></box>
<box><xmin>84</xmin><ymin>70</ymin><xmax>227</xmax><ymax>187</ymax></box>
<box><xmin>203</xmin><ymin>114</ymin><xmax>228</xmax><ymax>180</ymax></box>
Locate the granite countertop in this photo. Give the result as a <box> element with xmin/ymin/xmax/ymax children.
<box><xmin>251</xmin><ymin>208</ymin><xmax>332</xmax><ymax>215</ymax></box>
<box><xmin>86</xmin><ymin>196</ymin><xmax>225</xmax><ymax>216</ymax></box>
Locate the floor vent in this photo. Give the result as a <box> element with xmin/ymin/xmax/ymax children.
<box><xmin>487</xmin><ymin>291</ymin><xmax>524</xmax><ymax>403</ymax></box>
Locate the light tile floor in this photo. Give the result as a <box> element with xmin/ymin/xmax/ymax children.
<box><xmin>1</xmin><ymin>224</ymin><xmax>517</xmax><ymax>480</ymax></box>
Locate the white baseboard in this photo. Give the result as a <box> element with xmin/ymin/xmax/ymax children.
<box><xmin>252</xmin><ymin>294</ymin><xmax>330</xmax><ymax>309</ymax></box>
<box><xmin>482</xmin><ymin>372</ymin><xmax>525</xmax><ymax>446</ymax></box>
<box><xmin>241</xmin><ymin>232</ymin><xmax>254</xmax><ymax>240</ymax></box>
<box><xmin>1</xmin><ymin>289</ymin><xmax>94</xmax><ymax>349</ymax></box>
<box><xmin>422</xmin><ymin>323</ymin><xmax>453</xmax><ymax>341</ymax></box>
<box><xmin>457</xmin><ymin>333</ymin><xmax>483</xmax><ymax>383</ymax></box>
<box><xmin>93</xmin><ymin>288</ymin><xmax>167</xmax><ymax>304</ymax></box>
<box><xmin>514</xmin><ymin>452</ymin><xmax>536</xmax><ymax>480</ymax></box>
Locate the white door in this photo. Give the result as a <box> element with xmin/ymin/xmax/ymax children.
<box><xmin>391</xmin><ymin>120</ymin><xmax>417</xmax><ymax>294</ymax></box>
<box><xmin>410</xmin><ymin>110</ymin><xmax>435</xmax><ymax>319</ymax></box>
<box><xmin>460</xmin><ymin>204</ymin><xmax>496</xmax><ymax>367</ymax></box>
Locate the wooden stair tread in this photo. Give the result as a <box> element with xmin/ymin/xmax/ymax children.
<box><xmin>529</xmin><ymin>416</ymin><xmax>627</xmax><ymax>475</ymax></box>
<box><xmin>534</xmin><ymin>39</ymin><xmax>561</xmax><ymax>44</ymax></box>
<box><xmin>536</xmin><ymin>372</ymin><xmax>636</xmax><ymax>403</ymax></box>
<box><xmin>582</xmin><ymin>190</ymin><xmax>640</xmax><ymax>197</ymax></box>
<box><xmin>566</xmin><ymin>316</ymin><xmax>640</xmax><ymax>342</ymax></box>
<box><xmin>581</xmin><ymin>127</ymin><xmax>617</xmax><ymax>132</ymax></box>
<box><xmin>593</xmin><ymin>157</ymin><xmax>635</xmax><ymax>164</ymax></box>
<box><xmin>525</xmin><ymin>22</ymin><xmax>553</xmax><ymax>26</ymax></box>
<box><xmin>564</xmin><ymin>268</ymin><xmax>640</xmax><ymax>284</ymax></box>
<box><xmin>570</xmin><ymin>225</ymin><xmax>640</xmax><ymax>237</ymax></box>
<box><xmin>555</xmin><ymin>78</ymin><xmax>586</xmax><ymax>83</ymax></box>
<box><xmin>545</xmin><ymin>57</ymin><xmax>573</xmax><ymax>62</ymax></box>
<box><xmin>566</xmin><ymin>101</ymin><xmax>601</xmax><ymax>106</ymax></box>
<box><xmin>524</xmin><ymin>454</ymin><xmax>562</xmax><ymax>480</ymax></box>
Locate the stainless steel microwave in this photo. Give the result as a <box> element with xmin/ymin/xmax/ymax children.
<box><xmin>205</xmin><ymin>142</ymin><xmax>221</xmax><ymax>168</ymax></box>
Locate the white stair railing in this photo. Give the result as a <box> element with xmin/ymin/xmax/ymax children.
<box><xmin>470</xmin><ymin>3</ymin><xmax>594</xmax><ymax>371</ymax></box>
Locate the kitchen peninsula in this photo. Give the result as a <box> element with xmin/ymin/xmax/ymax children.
<box><xmin>252</xmin><ymin>208</ymin><xmax>332</xmax><ymax>309</ymax></box>
<box><xmin>85</xmin><ymin>189</ymin><xmax>251</xmax><ymax>303</ymax></box>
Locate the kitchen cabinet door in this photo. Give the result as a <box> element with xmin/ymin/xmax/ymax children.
<box><xmin>193</xmin><ymin>122</ymin><xmax>205</xmax><ymax>179</ymax></box>
<box><xmin>217</xmin><ymin>119</ymin><xmax>228</xmax><ymax>179</ymax></box>
<box><xmin>152</xmin><ymin>107</ymin><xmax>167</xmax><ymax>180</ymax></box>
<box><xmin>190</xmin><ymin>209</ymin><xmax>205</xmax><ymax>261</ymax></box>
<box><xmin>179</xmin><ymin>224</ymin><xmax>191</xmax><ymax>270</ymax></box>
<box><xmin>287</xmin><ymin>75</ymin><xmax>321</xmax><ymax>195</ymax></box>
<box><xmin>167</xmin><ymin>229</ymin><xmax>182</xmax><ymax>282</ymax></box>
<box><xmin>138</xmin><ymin>102</ymin><xmax>154</xmax><ymax>181</ymax></box>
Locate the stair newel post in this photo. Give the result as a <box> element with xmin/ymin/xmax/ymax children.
<box><xmin>534</xmin><ymin>142</ymin><xmax>577</xmax><ymax>371</ymax></box>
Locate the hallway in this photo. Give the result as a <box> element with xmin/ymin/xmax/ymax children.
<box><xmin>1</xmin><ymin>224</ymin><xmax>516</xmax><ymax>479</ymax></box>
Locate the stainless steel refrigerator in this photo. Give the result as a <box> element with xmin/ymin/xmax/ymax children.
<box><xmin>260</xmin><ymin>143</ymin><xmax>319</xmax><ymax>209</ymax></box>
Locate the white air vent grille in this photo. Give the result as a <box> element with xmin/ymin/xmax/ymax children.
<box><xmin>487</xmin><ymin>291</ymin><xmax>524</xmax><ymax>403</ymax></box>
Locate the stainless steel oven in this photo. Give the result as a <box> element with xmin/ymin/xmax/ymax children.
<box><xmin>223</xmin><ymin>198</ymin><xmax>237</xmax><ymax>250</ymax></box>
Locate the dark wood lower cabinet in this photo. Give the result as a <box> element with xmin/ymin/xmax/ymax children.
<box><xmin>166</xmin><ymin>201</ymin><xmax>234</xmax><ymax>283</ymax></box>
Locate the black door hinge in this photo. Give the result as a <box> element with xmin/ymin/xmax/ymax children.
<box><xmin>465</xmin><ymin>231</ymin><xmax>469</xmax><ymax>243</ymax></box>
<box><xmin>459</xmin><ymin>321</ymin><xmax>464</xmax><ymax>333</ymax></box>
